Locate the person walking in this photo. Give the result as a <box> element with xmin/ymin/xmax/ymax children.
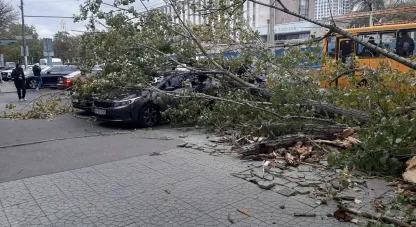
<box><xmin>32</xmin><ymin>63</ymin><xmax>42</xmax><ymax>91</ymax></box>
<box><xmin>11</xmin><ymin>63</ymin><xmax>26</xmax><ymax>101</ymax></box>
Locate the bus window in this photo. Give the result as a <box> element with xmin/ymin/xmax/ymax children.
<box><xmin>378</xmin><ymin>31</ymin><xmax>397</xmax><ymax>53</ymax></box>
<box><xmin>357</xmin><ymin>33</ymin><xmax>379</xmax><ymax>57</ymax></box>
<box><xmin>327</xmin><ymin>36</ymin><xmax>336</xmax><ymax>58</ymax></box>
<box><xmin>397</xmin><ymin>29</ymin><xmax>415</xmax><ymax>57</ymax></box>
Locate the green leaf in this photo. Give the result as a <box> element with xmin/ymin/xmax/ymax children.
<box><xmin>395</xmin><ymin>138</ymin><xmax>402</xmax><ymax>143</ymax></box>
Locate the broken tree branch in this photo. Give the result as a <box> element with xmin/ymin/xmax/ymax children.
<box><xmin>237</xmin><ymin>134</ymin><xmax>338</xmax><ymax>156</ymax></box>
<box><xmin>329</xmin><ymin>67</ymin><xmax>376</xmax><ymax>85</ymax></box>
<box><xmin>337</xmin><ymin>205</ymin><xmax>412</xmax><ymax>227</ymax></box>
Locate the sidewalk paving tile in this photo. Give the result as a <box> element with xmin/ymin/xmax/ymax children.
<box><xmin>3</xmin><ymin>201</ymin><xmax>53</xmax><ymax>227</ymax></box>
<box><xmin>0</xmin><ymin>207</ymin><xmax>11</xmax><ymax>227</ymax></box>
<box><xmin>0</xmin><ymin>180</ymin><xmax>35</xmax><ymax>208</ymax></box>
<box><xmin>0</xmin><ymin>140</ymin><xmax>396</xmax><ymax>227</ymax></box>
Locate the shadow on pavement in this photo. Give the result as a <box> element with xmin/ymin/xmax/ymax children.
<box><xmin>73</xmin><ymin>110</ymin><xmax>171</xmax><ymax>131</ymax></box>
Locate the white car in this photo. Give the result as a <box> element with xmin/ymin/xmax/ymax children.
<box><xmin>1</xmin><ymin>68</ymin><xmax>13</xmax><ymax>81</ymax></box>
<box><xmin>1</xmin><ymin>67</ymin><xmax>33</xmax><ymax>81</ymax></box>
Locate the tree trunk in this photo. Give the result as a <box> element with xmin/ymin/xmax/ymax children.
<box><xmin>262</xmin><ymin>123</ymin><xmax>348</xmax><ymax>137</ymax></box>
<box><xmin>305</xmin><ymin>99</ymin><xmax>372</xmax><ymax>121</ymax></box>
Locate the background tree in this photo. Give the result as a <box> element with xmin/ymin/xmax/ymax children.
<box><xmin>53</xmin><ymin>32</ymin><xmax>82</xmax><ymax>64</ymax></box>
<box><xmin>0</xmin><ymin>0</ymin><xmax>18</xmax><ymax>34</ymax></box>
<box><xmin>0</xmin><ymin>24</ymin><xmax>43</xmax><ymax>64</ymax></box>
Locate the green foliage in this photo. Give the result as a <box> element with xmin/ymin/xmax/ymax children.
<box><xmin>53</xmin><ymin>32</ymin><xmax>82</xmax><ymax>64</ymax></box>
<box><xmin>0</xmin><ymin>24</ymin><xmax>43</xmax><ymax>63</ymax></box>
<box><xmin>2</xmin><ymin>93</ymin><xmax>72</xmax><ymax>120</ymax></box>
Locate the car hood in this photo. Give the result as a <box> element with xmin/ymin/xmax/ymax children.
<box><xmin>94</xmin><ymin>90</ymin><xmax>144</xmax><ymax>101</ymax></box>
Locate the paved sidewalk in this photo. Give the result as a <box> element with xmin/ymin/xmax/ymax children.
<box><xmin>0</xmin><ymin>82</ymin><xmax>15</xmax><ymax>93</ymax></box>
<box><xmin>1</xmin><ymin>129</ymin><xmax>395</xmax><ymax>227</ymax></box>
<box><xmin>0</xmin><ymin>147</ymin><xmax>361</xmax><ymax>227</ymax></box>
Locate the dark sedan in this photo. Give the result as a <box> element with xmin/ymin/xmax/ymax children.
<box><xmin>91</xmin><ymin>71</ymin><xmax>218</xmax><ymax>127</ymax></box>
<box><xmin>26</xmin><ymin>65</ymin><xmax>78</xmax><ymax>89</ymax></box>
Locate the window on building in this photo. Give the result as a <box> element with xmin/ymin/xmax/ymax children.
<box><xmin>277</xmin><ymin>32</ymin><xmax>310</xmax><ymax>40</ymax></box>
<box><xmin>299</xmin><ymin>0</ymin><xmax>309</xmax><ymax>18</ymax></box>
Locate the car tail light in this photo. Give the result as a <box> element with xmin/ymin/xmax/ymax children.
<box><xmin>63</xmin><ymin>78</ymin><xmax>73</xmax><ymax>88</ymax></box>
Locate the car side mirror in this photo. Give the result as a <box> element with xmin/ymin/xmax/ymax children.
<box><xmin>47</xmin><ymin>71</ymin><xmax>51</xmax><ymax>74</ymax></box>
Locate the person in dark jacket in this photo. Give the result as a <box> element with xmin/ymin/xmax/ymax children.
<box><xmin>11</xmin><ymin>63</ymin><xmax>26</xmax><ymax>101</ymax></box>
<box><xmin>32</xmin><ymin>63</ymin><xmax>42</xmax><ymax>91</ymax></box>
<box><xmin>397</xmin><ymin>31</ymin><xmax>415</xmax><ymax>57</ymax></box>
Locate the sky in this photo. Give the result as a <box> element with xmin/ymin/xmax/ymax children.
<box><xmin>9</xmin><ymin>0</ymin><xmax>166</xmax><ymax>38</ymax></box>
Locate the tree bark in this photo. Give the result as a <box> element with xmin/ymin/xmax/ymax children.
<box><xmin>305</xmin><ymin>99</ymin><xmax>372</xmax><ymax>121</ymax></box>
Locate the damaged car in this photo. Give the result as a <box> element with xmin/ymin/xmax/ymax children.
<box><xmin>91</xmin><ymin>71</ymin><xmax>218</xmax><ymax>127</ymax></box>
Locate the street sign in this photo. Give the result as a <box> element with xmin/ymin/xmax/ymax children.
<box><xmin>21</xmin><ymin>46</ymin><xmax>29</xmax><ymax>57</ymax></box>
<box><xmin>0</xmin><ymin>40</ymin><xmax>17</xmax><ymax>46</ymax></box>
<box><xmin>43</xmin><ymin>38</ymin><xmax>53</xmax><ymax>52</ymax></box>
<box><xmin>16</xmin><ymin>35</ymin><xmax>33</xmax><ymax>40</ymax></box>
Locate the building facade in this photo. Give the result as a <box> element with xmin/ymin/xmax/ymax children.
<box><xmin>255</xmin><ymin>21</ymin><xmax>327</xmax><ymax>43</ymax></box>
<box><xmin>314</xmin><ymin>0</ymin><xmax>352</xmax><ymax>20</ymax></box>
<box><xmin>153</xmin><ymin>0</ymin><xmax>321</xmax><ymax>46</ymax></box>
<box><xmin>154</xmin><ymin>0</ymin><xmax>315</xmax><ymax>28</ymax></box>
<box><xmin>244</xmin><ymin>0</ymin><xmax>315</xmax><ymax>27</ymax></box>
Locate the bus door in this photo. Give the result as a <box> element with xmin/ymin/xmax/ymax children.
<box><xmin>336</xmin><ymin>38</ymin><xmax>355</xmax><ymax>87</ymax></box>
<box><xmin>338</xmin><ymin>38</ymin><xmax>354</xmax><ymax>63</ymax></box>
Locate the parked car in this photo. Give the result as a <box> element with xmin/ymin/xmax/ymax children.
<box><xmin>1</xmin><ymin>67</ymin><xmax>14</xmax><ymax>81</ymax></box>
<box><xmin>1</xmin><ymin>67</ymin><xmax>33</xmax><ymax>81</ymax></box>
<box><xmin>58</xmin><ymin>67</ymin><xmax>102</xmax><ymax>90</ymax></box>
<box><xmin>90</xmin><ymin>71</ymin><xmax>218</xmax><ymax>127</ymax></box>
<box><xmin>26</xmin><ymin>65</ymin><xmax>78</xmax><ymax>89</ymax></box>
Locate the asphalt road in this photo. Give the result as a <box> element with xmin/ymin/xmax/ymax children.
<box><xmin>0</xmin><ymin>90</ymin><xmax>182</xmax><ymax>183</ymax></box>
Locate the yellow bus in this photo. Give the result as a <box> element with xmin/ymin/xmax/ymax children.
<box><xmin>322</xmin><ymin>23</ymin><xmax>416</xmax><ymax>88</ymax></box>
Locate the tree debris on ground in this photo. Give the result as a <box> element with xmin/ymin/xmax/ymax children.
<box><xmin>403</xmin><ymin>156</ymin><xmax>416</xmax><ymax>184</ymax></box>
<box><xmin>232</xmin><ymin>128</ymin><xmax>360</xmax><ymax>167</ymax></box>
<box><xmin>335</xmin><ymin>205</ymin><xmax>412</xmax><ymax>227</ymax></box>
<box><xmin>237</xmin><ymin>209</ymin><xmax>252</xmax><ymax>217</ymax></box>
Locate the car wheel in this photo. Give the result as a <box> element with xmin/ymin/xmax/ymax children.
<box><xmin>139</xmin><ymin>104</ymin><xmax>160</xmax><ymax>127</ymax></box>
<box><xmin>27</xmin><ymin>78</ymin><xmax>37</xmax><ymax>89</ymax></box>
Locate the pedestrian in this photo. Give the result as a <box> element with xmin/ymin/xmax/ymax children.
<box><xmin>32</xmin><ymin>63</ymin><xmax>42</xmax><ymax>91</ymax></box>
<box><xmin>11</xmin><ymin>63</ymin><xmax>26</xmax><ymax>101</ymax></box>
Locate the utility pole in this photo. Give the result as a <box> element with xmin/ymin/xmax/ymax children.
<box><xmin>268</xmin><ymin>0</ymin><xmax>275</xmax><ymax>48</ymax></box>
<box><xmin>19</xmin><ymin>0</ymin><xmax>28</xmax><ymax>69</ymax></box>
<box><xmin>369</xmin><ymin>3</ymin><xmax>373</xmax><ymax>27</ymax></box>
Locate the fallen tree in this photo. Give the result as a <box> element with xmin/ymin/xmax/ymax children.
<box><xmin>71</xmin><ymin>0</ymin><xmax>415</xmax><ymax>179</ymax></box>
